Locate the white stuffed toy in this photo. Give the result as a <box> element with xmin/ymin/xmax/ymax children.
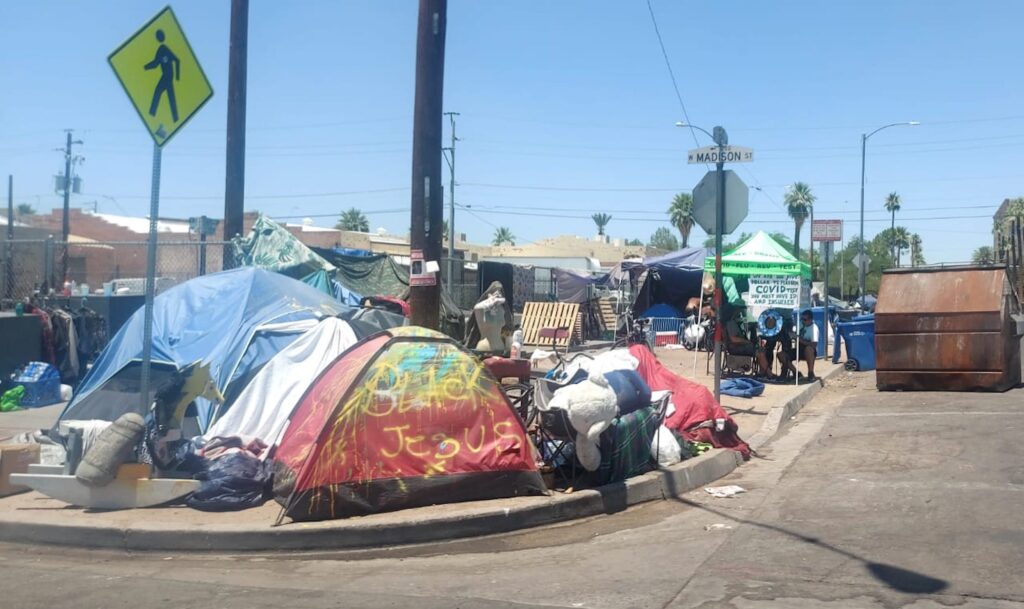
<box><xmin>544</xmin><ymin>372</ymin><xmax>619</xmax><ymax>471</ymax></box>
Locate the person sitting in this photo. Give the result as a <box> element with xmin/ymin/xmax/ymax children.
<box><xmin>798</xmin><ymin>309</ymin><xmax>818</xmax><ymax>381</ymax></box>
<box><xmin>764</xmin><ymin>316</ymin><xmax>796</xmax><ymax>380</ymax></box>
<box><xmin>724</xmin><ymin>309</ymin><xmax>771</xmax><ymax>378</ymax></box>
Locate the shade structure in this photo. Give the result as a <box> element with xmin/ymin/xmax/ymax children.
<box><xmin>273</xmin><ymin>327</ymin><xmax>546</xmax><ymax>522</ymax></box>
<box><xmin>703</xmin><ymin>231</ymin><xmax>811</xmax><ymax>278</ymax></box>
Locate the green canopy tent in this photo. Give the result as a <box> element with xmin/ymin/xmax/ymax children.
<box><xmin>703</xmin><ymin>231</ymin><xmax>811</xmax><ymax>279</ymax></box>
<box><xmin>703</xmin><ymin>231</ymin><xmax>811</xmax><ymax>383</ymax></box>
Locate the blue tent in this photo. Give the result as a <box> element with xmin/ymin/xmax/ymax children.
<box><xmin>59</xmin><ymin>268</ymin><xmax>352</xmax><ymax>430</ymax></box>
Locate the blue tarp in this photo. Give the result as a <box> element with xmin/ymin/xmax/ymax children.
<box><xmin>300</xmin><ymin>269</ymin><xmax>334</xmax><ymax>296</ymax></box>
<box><xmin>59</xmin><ymin>268</ymin><xmax>350</xmax><ymax>430</ymax></box>
<box><xmin>643</xmin><ymin>247</ymin><xmax>712</xmax><ymax>271</ymax></box>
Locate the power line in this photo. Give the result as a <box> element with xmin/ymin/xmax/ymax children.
<box><xmin>644</xmin><ymin>0</ymin><xmax>701</xmax><ymax>151</ymax></box>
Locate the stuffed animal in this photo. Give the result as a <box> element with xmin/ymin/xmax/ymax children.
<box><xmin>544</xmin><ymin>372</ymin><xmax>618</xmax><ymax>471</ymax></box>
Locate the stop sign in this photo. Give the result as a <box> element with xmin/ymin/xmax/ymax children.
<box><xmin>692</xmin><ymin>169</ymin><xmax>749</xmax><ymax>235</ymax></box>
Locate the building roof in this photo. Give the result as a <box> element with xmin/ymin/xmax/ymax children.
<box><xmin>0</xmin><ymin>216</ymin><xmax>27</xmax><ymax>227</ymax></box>
<box><xmin>84</xmin><ymin>210</ymin><xmax>190</xmax><ymax>234</ymax></box>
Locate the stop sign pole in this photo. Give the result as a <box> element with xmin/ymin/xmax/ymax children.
<box><xmin>682</xmin><ymin>123</ymin><xmax>753</xmax><ymax>402</ymax></box>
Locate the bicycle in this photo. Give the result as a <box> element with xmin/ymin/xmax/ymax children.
<box><xmin>612</xmin><ymin>310</ymin><xmax>654</xmax><ymax>351</ymax></box>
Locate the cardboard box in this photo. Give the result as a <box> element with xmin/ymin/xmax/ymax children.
<box><xmin>0</xmin><ymin>443</ymin><xmax>41</xmax><ymax>497</ymax></box>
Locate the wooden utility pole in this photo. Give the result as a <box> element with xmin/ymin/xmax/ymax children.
<box><xmin>223</xmin><ymin>0</ymin><xmax>249</xmax><ymax>267</ymax></box>
<box><xmin>408</xmin><ymin>0</ymin><xmax>447</xmax><ymax>329</ymax></box>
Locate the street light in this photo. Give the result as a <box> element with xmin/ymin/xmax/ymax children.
<box><xmin>858</xmin><ymin>121</ymin><xmax>919</xmax><ymax>308</ymax></box>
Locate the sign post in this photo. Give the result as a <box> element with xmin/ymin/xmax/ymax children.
<box><xmin>812</xmin><ymin>220</ymin><xmax>842</xmax><ymax>360</ymax></box>
<box><xmin>689</xmin><ymin>129</ymin><xmax>752</xmax><ymax>402</ymax></box>
<box><xmin>109</xmin><ymin>7</ymin><xmax>213</xmax><ymax>411</ymax></box>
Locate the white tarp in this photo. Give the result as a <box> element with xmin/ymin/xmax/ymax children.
<box><xmin>203</xmin><ymin>317</ymin><xmax>358</xmax><ymax>451</ymax></box>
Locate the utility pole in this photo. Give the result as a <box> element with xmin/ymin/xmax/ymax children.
<box><xmin>408</xmin><ymin>0</ymin><xmax>447</xmax><ymax>329</ymax></box>
<box><xmin>5</xmin><ymin>175</ymin><xmax>13</xmax><ymax>301</ymax></box>
<box><xmin>60</xmin><ymin>130</ymin><xmax>83</xmax><ymax>285</ymax></box>
<box><xmin>223</xmin><ymin>0</ymin><xmax>249</xmax><ymax>268</ymax></box>
<box><xmin>442</xmin><ymin>111</ymin><xmax>459</xmax><ymax>295</ymax></box>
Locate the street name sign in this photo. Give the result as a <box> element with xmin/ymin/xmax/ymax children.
<box><xmin>812</xmin><ymin>219</ymin><xmax>843</xmax><ymax>242</ymax></box>
<box><xmin>108</xmin><ymin>7</ymin><xmax>213</xmax><ymax>147</ymax></box>
<box><xmin>692</xmin><ymin>169</ymin><xmax>749</xmax><ymax>235</ymax></box>
<box><xmin>688</xmin><ymin>145</ymin><xmax>754</xmax><ymax>164</ymax></box>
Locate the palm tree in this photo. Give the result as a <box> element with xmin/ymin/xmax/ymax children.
<box><xmin>910</xmin><ymin>233</ymin><xmax>925</xmax><ymax>267</ymax></box>
<box><xmin>783</xmin><ymin>182</ymin><xmax>815</xmax><ymax>257</ymax></box>
<box><xmin>335</xmin><ymin>207</ymin><xmax>369</xmax><ymax>232</ymax></box>
<box><xmin>884</xmin><ymin>192</ymin><xmax>901</xmax><ymax>259</ymax></box>
<box><xmin>972</xmin><ymin>246</ymin><xmax>994</xmax><ymax>265</ymax></box>
<box><xmin>591</xmin><ymin>213</ymin><xmax>612</xmax><ymax>236</ymax></box>
<box><xmin>668</xmin><ymin>192</ymin><xmax>695</xmax><ymax>247</ymax></box>
<box><xmin>492</xmin><ymin>226</ymin><xmax>515</xmax><ymax>246</ymax></box>
<box><xmin>892</xmin><ymin>226</ymin><xmax>911</xmax><ymax>267</ymax></box>
<box><xmin>15</xmin><ymin>203</ymin><xmax>35</xmax><ymax>217</ymax></box>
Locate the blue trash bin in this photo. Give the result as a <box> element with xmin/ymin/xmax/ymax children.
<box><xmin>833</xmin><ymin>317</ymin><xmax>876</xmax><ymax>371</ymax></box>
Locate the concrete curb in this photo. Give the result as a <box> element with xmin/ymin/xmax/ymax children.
<box><xmin>0</xmin><ymin>368</ymin><xmax>843</xmax><ymax>552</ymax></box>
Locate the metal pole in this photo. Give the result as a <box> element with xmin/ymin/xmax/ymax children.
<box><xmin>858</xmin><ymin>132</ymin><xmax>867</xmax><ymax>308</ymax></box>
<box><xmin>823</xmin><ymin>241</ymin><xmax>830</xmax><ymax>360</ymax></box>
<box><xmin>408</xmin><ymin>0</ymin><xmax>447</xmax><ymax>329</ymax></box>
<box><xmin>5</xmin><ymin>175</ymin><xmax>13</xmax><ymax>300</ymax></box>
<box><xmin>199</xmin><ymin>215</ymin><xmax>208</xmax><ymax>275</ymax></box>
<box><xmin>712</xmin><ymin>143</ymin><xmax>725</xmax><ymax>403</ymax></box>
<box><xmin>139</xmin><ymin>143</ymin><xmax>162</xmax><ymax>412</ymax></box>
<box><xmin>223</xmin><ymin>0</ymin><xmax>249</xmax><ymax>270</ymax></box>
<box><xmin>445</xmin><ymin>111</ymin><xmax>459</xmax><ymax>295</ymax></box>
<box><xmin>61</xmin><ymin>131</ymin><xmax>72</xmax><ymax>285</ymax></box>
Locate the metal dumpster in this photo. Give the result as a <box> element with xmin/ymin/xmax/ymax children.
<box><xmin>875</xmin><ymin>265</ymin><xmax>1022</xmax><ymax>392</ymax></box>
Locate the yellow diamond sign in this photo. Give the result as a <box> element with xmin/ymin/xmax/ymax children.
<box><xmin>108</xmin><ymin>6</ymin><xmax>213</xmax><ymax>147</ymax></box>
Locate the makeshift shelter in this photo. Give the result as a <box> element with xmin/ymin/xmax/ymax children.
<box><xmin>272</xmin><ymin>327</ymin><xmax>546</xmax><ymax>521</ymax></box>
<box><xmin>230</xmin><ymin>215</ymin><xmax>336</xmax><ymax>280</ymax></box>
<box><xmin>58</xmin><ymin>268</ymin><xmax>352</xmax><ymax>431</ymax></box>
<box><xmin>312</xmin><ymin>248</ymin><xmax>409</xmax><ymax>301</ymax></box>
<box><xmin>203</xmin><ymin>317</ymin><xmax>361</xmax><ymax>445</ymax></box>
<box><xmin>632</xmin><ymin>248</ymin><xmax>712</xmax><ymax>315</ymax></box>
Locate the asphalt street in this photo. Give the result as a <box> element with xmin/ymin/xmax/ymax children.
<box><xmin>0</xmin><ymin>372</ymin><xmax>1021</xmax><ymax>608</ymax></box>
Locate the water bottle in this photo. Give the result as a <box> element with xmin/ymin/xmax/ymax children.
<box><xmin>511</xmin><ymin>328</ymin><xmax>524</xmax><ymax>359</ymax></box>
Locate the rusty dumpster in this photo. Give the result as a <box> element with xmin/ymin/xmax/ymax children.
<box><xmin>875</xmin><ymin>265</ymin><xmax>1021</xmax><ymax>392</ymax></box>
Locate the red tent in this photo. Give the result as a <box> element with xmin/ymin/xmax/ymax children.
<box><xmin>628</xmin><ymin>345</ymin><xmax>751</xmax><ymax>459</ymax></box>
<box><xmin>273</xmin><ymin>327</ymin><xmax>546</xmax><ymax>522</ymax></box>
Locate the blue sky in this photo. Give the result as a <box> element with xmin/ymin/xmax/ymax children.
<box><xmin>2</xmin><ymin>0</ymin><xmax>1021</xmax><ymax>263</ymax></box>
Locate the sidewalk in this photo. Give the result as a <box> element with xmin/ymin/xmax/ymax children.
<box><xmin>0</xmin><ymin>354</ymin><xmax>846</xmax><ymax>552</ymax></box>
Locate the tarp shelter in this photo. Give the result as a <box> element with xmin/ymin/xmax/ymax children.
<box><xmin>231</xmin><ymin>215</ymin><xmax>336</xmax><ymax>280</ymax></box>
<box><xmin>312</xmin><ymin>248</ymin><xmax>410</xmax><ymax>301</ymax></box>
<box><xmin>59</xmin><ymin>268</ymin><xmax>352</xmax><ymax>431</ymax></box>
<box><xmin>272</xmin><ymin>327</ymin><xmax>546</xmax><ymax>521</ymax></box>
<box><xmin>203</xmin><ymin>317</ymin><xmax>360</xmax><ymax>447</ymax></box>
<box><xmin>631</xmin><ymin>247</ymin><xmax>711</xmax><ymax>314</ymax></box>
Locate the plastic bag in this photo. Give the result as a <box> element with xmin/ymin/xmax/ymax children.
<box><xmin>187</xmin><ymin>452</ymin><xmax>272</xmax><ymax>512</ymax></box>
<box><xmin>650</xmin><ymin>425</ymin><xmax>682</xmax><ymax>467</ymax></box>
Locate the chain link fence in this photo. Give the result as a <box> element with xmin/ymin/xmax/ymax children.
<box><xmin>1</xmin><ymin>239</ymin><xmax>231</xmax><ymax>307</ymax></box>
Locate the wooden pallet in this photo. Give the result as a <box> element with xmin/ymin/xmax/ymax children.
<box><xmin>521</xmin><ymin>301</ymin><xmax>580</xmax><ymax>348</ymax></box>
<box><xmin>596</xmin><ymin>297</ymin><xmax>617</xmax><ymax>333</ymax></box>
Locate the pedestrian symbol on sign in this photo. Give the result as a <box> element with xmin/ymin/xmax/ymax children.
<box><xmin>145</xmin><ymin>29</ymin><xmax>181</xmax><ymax>123</ymax></box>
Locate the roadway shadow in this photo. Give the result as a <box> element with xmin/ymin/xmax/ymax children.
<box><xmin>662</xmin><ymin>474</ymin><xmax>948</xmax><ymax>595</ymax></box>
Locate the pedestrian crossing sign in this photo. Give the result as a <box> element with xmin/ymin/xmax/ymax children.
<box><xmin>108</xmin><ymin>6</ymin><xmax>213</xmax><ymax>147</ymax></box>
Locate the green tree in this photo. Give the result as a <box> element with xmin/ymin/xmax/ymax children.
<box><xmin>335</xmin><ymin>207</ymin><xmax>369</xmax><ymax>232</ymax></box>
<box><xmin>625</xmin><ymin>238</ymin><xmax>644</xmax><ymax>246</ymax></box>
<box><xmin>443</xmin><ymin>219</ymin><xmax>449</xmax><ymax>242</ymax></box>
<box><xmin>783</xmin><ymin>182</ymin><xmax>815</xmax><ymax>258</ymax></box>
<box><xmin>910</xmin><ymin>233</ymin><xmax>925</xmax><ymax>267</ymax></box>
<box><xmin>15</xmin><ymin>203</ymin><xmax>35</xmax><ymax>217</ymax></box>
<box><xmin>892</xmin><ymin>226</ymin><xmax>911</xmax><ymax>267</ymax></box>
<box><xmin>591</xmin><ymin>212</ymin><xmax>612</xmax><ymax>236</ymax></box>
<box><xmin>668</xmin><ymin>192</ymin><xmax>695</xmax><ymax>247</ymax></box>
<box><xmin>972</xmin><ymin>246</ymin><xmax>994</xmax><ymax>265</ymax></box>
<box><xmin>649</xmin><ymin>226</ymin><xmax>680</xmax><ymax>251</ymax></box>
<box><xmin>492</xmin><ymin>226</ymin><xmax>516</xmax><ymax>246</ymax></box>
<box><xmin>884</xmin><ymin>192</ymin><xmax>902</xmax><ymax>258</ymax></box>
